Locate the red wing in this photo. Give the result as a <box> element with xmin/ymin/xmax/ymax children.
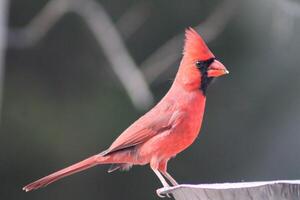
<box><xmin>103</xmin><ymin>111</ymin><xmax>174</xmax><ymax>155</ymax></box>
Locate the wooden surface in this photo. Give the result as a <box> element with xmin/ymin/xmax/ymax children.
<box><xmin>157</xmin><ymin>180</ymin><xmax>300</xmax><ymax>200</ymax></box>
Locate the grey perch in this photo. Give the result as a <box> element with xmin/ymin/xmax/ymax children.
<box><xmin>157</xmin><ymin>180</ymin><xmax>300</xmax><ymax>200</ymax></box>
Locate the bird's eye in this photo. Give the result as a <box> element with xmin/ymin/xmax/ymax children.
<box><xmin>195</xmin><ymin>61</ymin><xmax>203</xmax><ymax>68</ymax></box>
<box><xmin>195</xmin><ymin>58</ymin><xmax>215</xmax><ymax>75</ymax></box>
<box><xmin>196</xmin><ymin>58</ymin><xmax>215</xmax><ymax>69</ymax></box>
<box><xmin>196</xmin><ymin>61</ymin><xmax>207</xmax><ymax>74</ymax></box>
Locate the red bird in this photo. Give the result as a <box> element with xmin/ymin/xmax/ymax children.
<box><xmin>23</xmin><ymin>28</ymin><xmax>229</xmax><ymax>196</ymax></box>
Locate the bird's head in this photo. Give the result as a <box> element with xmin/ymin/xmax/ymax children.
<box><xmin>176</xmin><ymin>28</ymin><xmax>229</xmax><ymax>94</ymax></box>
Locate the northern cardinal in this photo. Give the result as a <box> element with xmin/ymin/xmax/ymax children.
<box><xmin>23</xmin><ymin>28</ymin><xmax>229</xmax><ymax>196</ymax></box>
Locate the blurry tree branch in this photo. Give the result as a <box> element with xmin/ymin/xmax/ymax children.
<box><xmin>0</xmin><ymin>0</ymin><xmax>9</xmax><ymax>123</ymax></box>
<box><xmin>73</xmin><ymin>0</ymin><xmax>154</xmax><ymax>110</ymax></box>
<box><xmin>141</xmin><ymin>0</ymin><xmax>238</xmax><ymax>84</ymax></box>
<box><xmin>271</xmin><ymin>0</ymin><xmax>300</xmax><ymax>46</ymax></box>
<box><xmin>6</xmin><ymin>0</ymin><xmax>238</xmax><ymax>110</ymax></box>
<box><xmin>116</xmin><ymin>1</ymin><xmax>152</xmax><ymax>39</ymax></box>
<box><xmin>8</xmin><ymin>0</ymin><xmax>71</xmax><ymax>48</ymax></box>
<box><xmin>275</xmin><ymin>0</ymin><xmax>300</xmax><ymax>16</ymax></box>
<box><xmin>8</xmin><ymin>0</ymin><xmax>154</xmax><ymax>110</ymax></box>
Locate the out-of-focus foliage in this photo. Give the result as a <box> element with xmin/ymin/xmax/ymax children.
<box><xmin>1</xmin><ymin>0</ymin><xmax>300</xmax><ymax>200</ymax></box>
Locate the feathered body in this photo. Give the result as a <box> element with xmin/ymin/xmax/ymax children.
<box><xmin>23</xmin><ymin>28</ymin><xmax>228</xmax><ymax>193</ymax></box>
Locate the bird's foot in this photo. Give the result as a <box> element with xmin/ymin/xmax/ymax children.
<box><xmin>156</xmin><ymin>188</ymin><xmax>171</xmax><ymax>198</ymax></box>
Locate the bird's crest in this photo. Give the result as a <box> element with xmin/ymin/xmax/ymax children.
<box><xmin>183</xmin><ymin>28</ymin><xmax>215</xmax><ymax>61</ymax></box>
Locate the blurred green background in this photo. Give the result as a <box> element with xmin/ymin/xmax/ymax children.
<box><xmin>1</xmin><ymin>0</ymin><xmax>300</xmax><ymax>199</ymax></box>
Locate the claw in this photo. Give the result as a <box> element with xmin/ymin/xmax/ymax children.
<box><xmin>156</xmin><ymin>188</ymin><xmax>171</xmax><ymax>198</ymax></box>
<box><xmin>156</xmin><ymin>189</ymin><xmax>165</xmax><ymax>198</ymax></box>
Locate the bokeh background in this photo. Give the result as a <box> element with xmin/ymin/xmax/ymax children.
<box><xmin>1</xmin><ymin>0</ymin><xmax>300</xmax><ymax>199</ymax></box>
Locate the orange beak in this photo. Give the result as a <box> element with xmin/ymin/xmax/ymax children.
<box><xmin>207</xmin><ymin>59</ymin><xmax>229</xmax><ymax>77</ymax></box>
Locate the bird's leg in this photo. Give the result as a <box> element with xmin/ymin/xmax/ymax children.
<box><xmin>152</xmin><ymin>169</ymin><xmax>171</xmax><ymax>198</ymax></box>
<box><xmin>151</xmin><ymin>160</ymin><xmax>171</xmax><ymax>198</ymax></box>
<box><xmin>152</xmin><ymin>169</ymin><xmax>170</xmax><ymax>187</ymax></box>
<box><xmin>161</xmin><ymin>171</ymin><xmax>178</xmax><ymax>186</ymax></box>
<box><xmin>158</xmin><ymin>159</ymin><xmax>179</xmax><ymax>186</ymax></box>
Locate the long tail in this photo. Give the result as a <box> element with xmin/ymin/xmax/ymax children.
<box><xmin>23</xmin><ymin>154</ymin><xmax>109</xmax><ymax>192</ymax></box>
